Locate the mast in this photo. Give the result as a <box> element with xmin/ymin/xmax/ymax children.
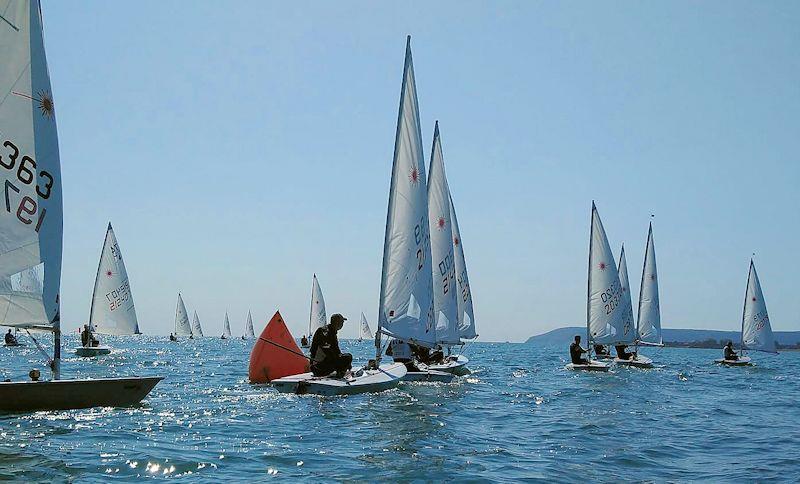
<box><xmin>586</xmin><ymin>202</ymin><xmax>595</xmax><ymax>354</ymax></box>
<box><xmin>53</xmin><ymin>314</ymin><xmax>61</xmax><ymax>380</ymax></box>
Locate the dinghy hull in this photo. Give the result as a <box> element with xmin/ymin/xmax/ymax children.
<box><xmin>403</xmin><ymin>369</ymin><xmax>454</xmax><ymax>382</ymax></box>
<box><xmin>614</xmin><ymin>355</ymin><xmax>654</xmax><ymax>368</ymax></box>
<box><xmin>714</xmin><ymin>356</ymin><xmax>752</xmax><ymax>366</ymax></box>
<box><xmin>565</xmin><ymin>361</ymin><xmax>610</xmax><ymax>372</ymax></box>
<box><xmin>272</xmin><ymin>363</ymin><xmax>406</xmax><ymax>396</ymax></box>
<box><xmin>427</xmin><ymin>354</ymin><xmax>470</xmax><ymax>375</ymax></box>
<box><xmin>74</xmin><ymin>346</ymin><xmax>112</xmax><ymax>357</ymax></box>
<box><xmin>0</xmin><ymin>376</ymin><xmax>163</xmax><ymax>413</ymax></box>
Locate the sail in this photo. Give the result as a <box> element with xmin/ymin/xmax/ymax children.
<box><xmin>245</xmin><ymin>310</ymin><xmax>255</xmax><ymax>338</ymax></box>
<box><xmin>377</xmin><ymin>37</ymin><xmax>436</xmax><ymax>347</ymax></box>
<box><xmin>0</xmin><ymin>1</ymin><xmax>63</xmax><ymax>331</ymax></box>
<box><xmin>615</xmin><ymin>246</ymin><xmax>637</xmax><ymax>345</ymax></box>
<box><xmin>309</xmin><ymin>274</ymin><xmax>327</xmax><ymax>336</ymax></box>
<box><xmin>359</xmin><ymin>312</ymin><xmax>373</xmax><ymax>340</ymax></box>
<box><xmin>450</xmin><ymin>193</ymin><xmax>476</xmax><ymax>340</ymax></box>
<box><xmin>192</xmin><ymin>311</ymin><xmax>204</xmax><ymax>337</ymax></box>
<box><xmin>427</xmin><ymin>123</ymin><xmax>459</xmax><ymax>345</ymax></box>
<box><xmin>88</xmin><ymin>223</ymin><xmax>139</xmax><ymax>335</ymax></box>
<box><xmin>222</xmin><ymin>312</ymin><xmax>232</xmax><ymax>338</ymax></box>
<box><xmin>636</xmin><ymin>223</ymin><xmax>662</xmax><ymax>344</ymax></box>
<box><xmin>587</xmin><ymin>203</ymin><xmax>628</xmax><ymax>345</ymax></box>
<box><xmin>741</xmin><ymin>260</ymin><xmax>777</xmax><ymax>354</ymax></box>
<box><xmin>174</xmin><ymin>293</ymin><xmax>191</xmax><ymax>336</ymax></box>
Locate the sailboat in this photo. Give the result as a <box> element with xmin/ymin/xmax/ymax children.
<box><xmin>174</xmin><ymin>293</ymin><xmax>192</xmax><ymax>339</ymax></box>
<box><xmin>221</xmin><ymin>311</ymin><xmax>232</xmax><ymax>339</ymax></box>
<box><xmin>77</xmin><ymin>223</ymin><xmax>137</xmax><ymax>357</ymax></box>
<box><xmin>305</xmin><ymin>274</ymin><xmax>326</xmax><ymax>347</ymax></box>
<box><xmin>632</xmin><ymin>223</ymin><xmax>663</xmax><ymax>357</ymax></box>
<box><xmin>0</xmin><ymin>1</ymin><xmax>162</xmax><ymax>411</ymax></box>
<box><xmin>715</xmin><ymin>259</ymin><xmax>778</xmax><ymax>366</ymax></box>
<box><xmin>612</xmin><ymin>245</ymin><xmax>652</xmax><ymax>368</ymax></box>
<box><xmin>242</xmin><ymin>310</ymin><xmax>255</xmax><ymax>340</ymax></box>
<box><xmin>358</xmin><ymin>312</ymin><xmax>373</xmax><ymax>341</ymax></box>
<box><xmin>191</xmin><ymin>311</ymin><xmax>204</xmax><ymax>338</ymax></box>
<box><xmin>566</xmin><ymin>202</ymin><xmax>629</xmax><ymax>371</ymax></box>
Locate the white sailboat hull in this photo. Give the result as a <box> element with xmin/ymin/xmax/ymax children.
<box><xmin>427</xmin><ymin>354</ymin><xmax>470</xmax><ymax>375</ymax></box>
<box><xmin>403</xmin><ymin>368</ymin><xmax>454</xmax><ymax>382</ymax></box>
<box><xmin>565</xmin><ymin>360</ymin><xmax>610</xmax><ymax>372</ymax></box>
<box><xmin>614</xmin><ymin>355</ymin><xmax>654</xmax><ymax>368</ymax></box>
<box><xmin>271</xmin><ymin>362</ymin><xmax>406</xmax><ymax>396</ymax></box>
<box><xmin>0</xmin><ymin>376</ymin><xmax>163</xmax><ymax>412</ymax></box>
<box><xmin>714</xmin><ymin>356</ymin><xmax>752</xmax><ymax>366</ymax></box>
<box><xmin>74</xmin><ymin>346</ymin><xmax>112</xmax><ymax>357</ymax></box>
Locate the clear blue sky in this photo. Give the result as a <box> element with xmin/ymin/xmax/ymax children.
<box><xmin>42</xmin><ymin>1</ymin><xmax>799</xmax><ymax>341</ymax></box>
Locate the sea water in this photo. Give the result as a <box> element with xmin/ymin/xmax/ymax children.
<box><xmin>1</xmin><ymin>335</ymin><xmax>799</xmax><ymax>482</ymax></box>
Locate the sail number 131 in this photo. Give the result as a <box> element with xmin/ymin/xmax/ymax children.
<box><xmin>1</xmin><ymin>140</ymin><xmax>53</xmax><ymax>232</ymax></box>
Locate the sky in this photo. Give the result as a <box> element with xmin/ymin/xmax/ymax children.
<box><xmin>36</xmin><ymin>1</ymin><xmax>800</xmax><ymax>342</ymax></box>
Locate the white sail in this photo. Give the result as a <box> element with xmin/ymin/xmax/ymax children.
<box><xmin>192</xmin><ymin>311</ymin><xmax>204</xmax><ymax>337</ymax></box>
<box><xmin>741</xmin><ymin>260</ymin><xmax>777</xmax><ymax>354</ymax></box>
<box><xmin>174</xmin><ymin>293</ymin><xmax>191</xmax><ymax>336</ymax></box>
<box><xmin>0</xmin><ymin>1</ymin><xmax>63</xmax><ymax>332</ymax></box>
<box><xmin>245</xmin><ymin>310</ymin><xmax>255</xmax><ymax>338</ymax></box>
<box><xmin>359</xmin><ymin>312</ymin><xmax>373</xmax><ymax>341</ymax></box>
<box><xmin>89</xmin><ymin>223</ymin><xmax>139</xmax><ymax>335</ymax></box>
<box><xmin>450</xmin><ymin>193</ymin><xmax>476</xmax><ymax>340</ymax></box>
<box><xmin>222</xmin><ymin>311</ymin><xmax>232</xmax><ymax>338</ymax></box>
<box><xmin>615</xmin><ymin>246</ymin><xmax>637</xmax><ymax>345</ymax></box>
<box><xmin>587</xmin><ymin>203</ymin><xmax>628</xmax><ymax>345</ymax></box>
<box><xmin>309</xmin><ymin>274</ymin><xmax>327</xmax><ymax>337</ymax></box>
<box><xmin>377</xmin><ymin>36</ymin><xmax>436</xmax><ymax>347</ymax></box>
<box><xmin>636</xmin><ymin>223</ymin><xmax>662</xmax><ymax>345</ymax></box>
<box><xmin>427</xmin><ymin>122</ymin><xmax>459</xmax><ymax>345</ymax></box>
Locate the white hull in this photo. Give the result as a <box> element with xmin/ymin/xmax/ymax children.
<box><xmin>614</xmin><ymin>355</ymin><xmax>654</xmax><ymax>368</ymax></box>
<box><xmin>272</xmin><ymin>362</ymin><xmax>406</xmax><ymax>395</ymax></box>
<box><xmin>403</xmin><ymin>369</ymin><xmax>454</xmax><ymax>382</ymax></box>
<box><xmin>0</xmin><ymin>376</ymin><xmax>163</xmax><ymax>413</ymax></box>
<box><xmin>565</xmin><ymin>360</ymin><xmax>610</xmax><ymax>372</ymax></box>
<box><xmin>714</xmin><ymin>356</ymin><xmax>752</xmax><ymax>366</ymax></box>
<box><xmin>75</xmin><ymin>346</ymin><xmax>112</xmax><ymax>357</ymax></box>
<box><xmin>427</xmin><ymin>354</ymin><xmax>470</xmax><ymax>376</ymax></box>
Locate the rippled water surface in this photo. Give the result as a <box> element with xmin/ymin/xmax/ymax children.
<box><xmin>1</xmin><ymin>335</ymin><xmax>799</xmax><ymax>482</ymax></box>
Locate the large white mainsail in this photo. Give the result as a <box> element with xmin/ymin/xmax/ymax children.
<box><xmin>359</xmin><ymin>312</ymin><xmax>373</xmax><ymax>341</ymax></box>
<box><xmin>222</xmin><ymin>311</ymin><xmax>232</xmax><ymax>338</ymax></box>
<box><xmin>244</xmin><ymin>310</ymin><xmax>255</xmax><ymax>339</ymax></box>
<box><xmin>377</xmin><ymin>36</ymin><xmax>436</xmax><ymax>348</ymax></box>
<box><xmin>308</xmin><ymin>274</ymin><xmax>327</xmax><ymax>337</ymax></box>
<box><xmin>192</xmin><ymin>311</ymin><xmax>204</xmax><ymax>337</ymax></box>
<box><xmin>741</xmin><ymin>260</ymin><xmax>777</xmax><ymax>354</ymax></box>
<box><xmin>427</xmin><ymin>122</ymin><xmax>459</xmax><ymax>346</ymax></box>
<box><xmin>0</xmin><ymin>1</ymin><xmax>63</xmax><ymax>348</ymax></box>
<box><xmin>450</xmin><ymin>193</ymin><xmax>476</xmax><ymax>340</ymax></box>
<box><xmin>89</xmin><ymin>223</ymin><xmax>139</xmax><ymax>335</ymax></box>
<box><xmin>636</xmin><ymin>223</ymin><xmax>662</xmax><ymax>345</ymax></box>
<box><xmin>587</xmin><ymin>203</ymin><xmax>628</xmax><ymax>345</ymax></box>
<box><xmin>174</xmin><ymin>293</ymin><xmax>192</xmax><ymax>336</ymax></box>
<box><xmin>616</xmin><ymin>246</ymin><xmax>637</xmax><ymax>345</ymax></box>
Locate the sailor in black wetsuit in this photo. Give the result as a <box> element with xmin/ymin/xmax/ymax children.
<box><xmin>310</xmin><ymin>314</ymin><xmax>352</xmax><ymax>378</ymax></box>
<box><xmin>5</xmin><ymin>329</ymin><xmax>17</xmax><ymax>345</ymax></box>
<box><xmin>570</xmin><ymin>335</ymin><xmax>589</xmax><ymax>364</ymax></box>
<box><xmin>724</xmin><ymin>341</ymin><xmax>739</xmax><ymax>361</ymax></box>
<box><xmin>615</xmin><ymin>345</ymin><xmax>634</xmax><ymax>360</ymax></box>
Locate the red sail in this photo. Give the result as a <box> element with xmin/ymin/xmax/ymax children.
<box><xmin>248</xmin><ymin>311</ymin><xmax>309</xmax><ymax>383</ymax></box>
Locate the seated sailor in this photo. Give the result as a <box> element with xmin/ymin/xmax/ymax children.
<box><xmin>310</xmin><ymin>313</ymin><xmax>352</xmax><ymax>378</ymax></box>
<box><xmin>300</xmin><ymin>335</ymin><xmax>309</xmax><ymax>347</ymax></box>
<box><xmin>723</xmin><ymin>341</ymin><xmax>739</xmax><ymax>361</ymax></box>
<box><xmin>5</xmin><ymin>329</ymin><xmax>18</xmax><ymax>345</ymax></box>
<box><xmin>169</xmin><ymin>333</ymin><xmax>177</xmax><ymax>341</ymax></box>
<box><xmin>594</xmin><ymin>344</ymin><xmax>609</xmax><ymax>356</ymax></box>
<box><xmin>387</xmin><ymin>339</ymin><xmax>422</xmax><ymax>372</ymax></box>
<box><xmin>570</xmin><ymin>335</ymin><xmax>589</xmax><ymax>364</ymax></box>
<box><xmin>615</xmin><ymin>345</ymin><xmax>634</xmax><ymax>360</ymax></box>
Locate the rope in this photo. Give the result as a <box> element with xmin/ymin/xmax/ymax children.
<box><xmin>257</xmin><ymin>336</ymin><xmax>311</xmax><ymax>361</ymax></box>
<box><xmin>25</xmin><ymin>329</ymin><xmax>53</xmax><ymax>367</ymax></box>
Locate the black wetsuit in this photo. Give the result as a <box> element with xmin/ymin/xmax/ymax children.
<box><xmin>310</xmin><ymin>325</ymin><xmax>352</xmax><ymax>377</ymax></box>
<box><xmin>5</xmin><ymin>332</ymin><xmax>16</xmax><ymax>345</ymax></box>
<box><xmin>724</xmin><ymin>346</ymin><xmax>738</xmax><ymax>361</ymax></box>
<box><xmin>616</xmin><ymin>345</ymin><xmax>633</xmax><ymax>360</ymax></box>
<box><xmin>570</xmin><ymin>342</ymin><xmax>588</xmax><ymax>364</ymax></box>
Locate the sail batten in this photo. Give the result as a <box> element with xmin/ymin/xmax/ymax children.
<box><xmin>89</xmin><ymin>224</ymin><xmax>139</xmax><ymax>335</ymax></box>
<box><xmin>741</xmin><ymin>260</ymin><xmax>777</xmax><ymax>354</ymax></box>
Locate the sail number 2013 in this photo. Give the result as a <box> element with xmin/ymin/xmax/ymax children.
<box><xmin>0</xmin><ymin>140</ymin><xmax>53</xmax><ymax>232</ymax></box>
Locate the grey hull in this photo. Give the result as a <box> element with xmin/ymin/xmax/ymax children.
<box><xmin>0</xmin><ymin>376</ymin><xmax>163</xmax><ymax>413</ymax></box>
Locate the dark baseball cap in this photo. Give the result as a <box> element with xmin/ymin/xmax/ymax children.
<box><xmin>331</xmin><ymin>314</ymin><xmax>347</xmax><ymax>324</ymax></box>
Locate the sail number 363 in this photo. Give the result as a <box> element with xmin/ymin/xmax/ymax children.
<box><xmin>1</xmin><ymin>140</ymin><xmax>53</xmax><ymax>232</ymax></box>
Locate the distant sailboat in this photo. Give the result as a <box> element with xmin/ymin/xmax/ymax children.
<box><xmin>0</xmin><ymin>1</ymin><xmax>161</xmax><ymax>411</ymax></box>
<box><xmin>306</xmin><ymin>274</ymin><xmax>326</xmax><ymax>347</ymax></box>
<box><xmin>243</xmin><ymin>310</ymin><xmax>255</xmax><ymax>340</ymax></box>
<box><xmin>192</xmin><ymin>311</ymin><xmax>204</xmax><ymax>338</ymax></box>
<box><xmin>715</xmin><ymin>260</ymin><xmax>778</xmax><ymax>366</ymax></box>
<box><xmin>221</xmin><ymin>311</ymin><xmax>232</xmax><ymax>339</ymax></box>
<box><xmin>359</xmin><ymin>313</ymin><xmax>373</xmax><ymax>341</ymax></box>
<box><xmin>174</xmin><ymin>293</ymin><xmax>192</xmax><ymax>338</ymax></box>
<box><xmin>613</xmin><ymin>245</ymin><xmax>652</xmax><ymax>367</ymax></box>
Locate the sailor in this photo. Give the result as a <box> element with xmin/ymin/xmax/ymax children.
<box><xmin>570</xmin><ymin>335</ymin><xmax>589</xmax><ymax>364</ymax></box>
<box><xmin>169</xmin><ymin>333</ymin><xmax>177</xmax><ymax>341</ymax></box>
<box><xmin>615</xmin><ymin>345</ymin><xmax>634</xmax><ymax>360</ymax></box>
<box><xmin>310</xmin><ymin>314</ymin><xmax>352</xmax><ymax>378</ymax></box>
<box><xmin>724</xmin><ymin>341</ymin><xmax>739</xmax><ymax>361</ymax></box>
<box><xmin>81</xmin><ymin>325</ymin><xmax>91</xmax><ymax>347</ymax></box>
<box><xmin>594</xmin><ymin>344</ymin><xmax>609</xmax><ymax>357</ymax></box>
<box><xmin>4</xmin><ymin>329</ymin><xmax>17</xmax><ymax>345</ymax></box>
<box><xmin>300</xmin><ymin>335</ymin><xmax>309</xmax><ymax>347</ymax></box>
<box><xmin>387</xmin><ymin>339</ymin><xmax>422</xmax><ymax>372</ymax></box>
